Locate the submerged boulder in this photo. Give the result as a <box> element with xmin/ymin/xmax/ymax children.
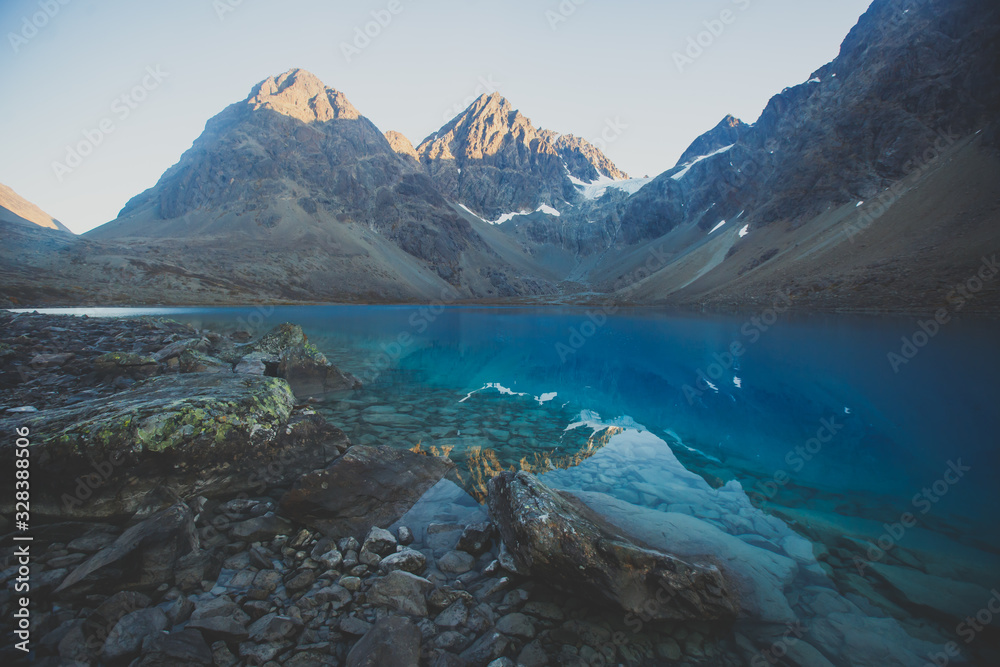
<box><xmin>487</xmin><ymin>471</ymin><xmax>739</xmax><ymax>622</ymax></box>
<box><xmin>3</xmin><ymin>373</ymin><xmax>345</xmax><ymax>519</ymax></box>
<box><xmin>280</xmin><ymin>445</ymin><xmax>454</xmax><ymax>538</ymax></box>
<box><xmin>245</xmin><ymin>323</ymin><xmax>361</xmax><ymax>397</ymax></box>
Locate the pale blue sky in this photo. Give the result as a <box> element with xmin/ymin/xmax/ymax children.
<box><xmin>0</xmin><ymin>0</ymin><xmax>873</xmax><ymax>233</ymax></box>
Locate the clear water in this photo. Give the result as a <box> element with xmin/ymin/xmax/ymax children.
<box><xmin>32</xmin><ymin>305</ymin><xmax>1000</xmax><ymax>664</ymax></box>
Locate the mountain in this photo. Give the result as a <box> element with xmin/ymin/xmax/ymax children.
<box><xmin>5</xmin><ymin>0</ymin><xmax>999</xmax><ymax>312</ymax></box>
<box><xmin>598</xmin><ymin>0</ymin><xmax>1000</xmax><ymax>310</ymax></box>
<box><xmin>86</xmin><ymin>69</ymin><xmax>552</xmax><ymax>300</ymax></box>
<box><xmin>0</xmin><ymin>183</ymin><xmax>72</xmax><ymax>233</ymax></box>
<box><xmin>415</xmin><ymin>93</ymin><xmax>628</xmax><ymax>222</ymax></box>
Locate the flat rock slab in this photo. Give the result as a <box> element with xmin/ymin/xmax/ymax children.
<box><xmin>870</xmin><ymin>562</ymin><xmax>997</xmax><ymax>620</ymax></box>
<box><xmin>280</xmin><ymin>445</ymin><xmax>453</xmax><ymax>538</ymax></box>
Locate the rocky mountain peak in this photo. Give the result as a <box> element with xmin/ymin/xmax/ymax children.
<box><xmin>246</xmin><ymin>68</ymin><xmax>361</xmax><ymax>123</ymax></box>
<box><xmin>385</xmin><ymin>130</ymin><xmax>419</xmax><ymax>160</ymax></box>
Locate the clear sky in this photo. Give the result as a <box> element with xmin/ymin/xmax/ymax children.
<box><xmin>0</xmin><ymin>0</ymin><xmax>874</xmax><ymax>234</ymax></box>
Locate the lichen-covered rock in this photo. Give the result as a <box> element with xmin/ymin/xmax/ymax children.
<box><xmin>487</xmin><ymin>471</ymin><xmax>739</xmax><ymax>622</ymax></box>
<box><xmin>2</xmin><ymin>374</ymin><xmax>343</xmax><ymax>519</ymax></box>
<box><xmin>244</xmin><ymin>323</ymin><xmax>361</xmax><ymax>397</ymax></box>
<box><xmin>179</xmin><ymin>350</ymin><xmax>232</xmax><ymax>374</ymax></box>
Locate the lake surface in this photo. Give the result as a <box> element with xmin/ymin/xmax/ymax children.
<box><xmin>30</xmin><ymin>305</ymin><xmax>1000</xmax><ymax>664</ymax></box>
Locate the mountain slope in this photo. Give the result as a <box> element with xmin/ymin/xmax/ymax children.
<box><xmin>0</xmin><ymin>183</ymin><xmax>72</xmax><ymax>233</ymax></box>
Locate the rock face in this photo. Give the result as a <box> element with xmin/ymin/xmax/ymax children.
<box><xmin>416</xmin><ymin>93</ymin><xmax>628</xmax><ymax>222</ymax></box>
<box><xmin>487</xmin><ymin>471</ymin><xmax>739</xmax><ymax>621</ymax></box>
<box><xmin>280</xmin><ymin>445</ymin><xmax>454</xmax><ymax>538</ymax></box>
<box><xmin>0</xmin><ymin>181</ymin><xmax>72</xmax><ymax>232</ymax></box>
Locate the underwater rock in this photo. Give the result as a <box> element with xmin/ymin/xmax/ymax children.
<box><xmin>346</xmin><ymin>616</ymin><xmax>423</xmax><ymax>667</ymax></box>
<box><xmin>487</xmin><ymin>471</ymin><xmax>739</xmax><ymax>621</ymax></box>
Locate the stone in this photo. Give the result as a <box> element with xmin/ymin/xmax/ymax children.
<box><xmin>280</xmin><ymin>445</ymin><xmax>454</xmax><ymax>538</ymax></box>
<box><xmin>378</xmin><ymin>548</ymin><xmax>427</xmax><ymax>575</ymax></box>
<box><xmin>230</xmin><ymin>513</ymin><xmax>293</xmax><ymax>541</ymax></box>
<box><xmin>299</xmin><ymin>584</ymin><xmax>352</xmax><ymax>611</ymax></box>
<box><xmin>456</xmin><ymin>522</ymin><xmax>495</xmax><ymax>556</ymax></box>
<box><xmin>434</xmin><ymin>600</ymin><xmax>469</xmax><ymax>629</ymax></box>
<box><xmin>132</xmin><ymin>629</ymin><xmax>212</xmax><ymax>666</ymax></box>
<box><xmin>459</xmin><ymin>629</ymin><xmax>512</xmax><ymax>665</ymax></box>
<box><xmin>94</xmin><ymin>352</ymin><xmax>158</xmax><ymax>379</ymax></box>
<box><xmin>248</xmin><ymin>613</ymin><xmax>300</xmax><ymax>642</ymax></box>
<box><xmin>346</xmin><ymin>616</ymin><xmax>422</xmax><ymax>667</ymax></box>
<box><xmin>285</xmin><ymin>569</ymin><xmax>316</xmax><ymax>593</ymax></box>
<box><xmin>438</xmin><ymin>550</ymin><xmax>476</xmax><ymax>575</ymax></box>
<box><xmin>83</xmin><ymin>591</ymin><xmax>152</xmax><ymax>643</ymax></box>
<box><xmin>363</xmin><ymin>526</ymin><xmax>398</xmax><ymax>556</ymax></box>
<box><xmin>496</xmin><ymin>612</ymin><xmax>535</xmax><ymax>639</ymax></box>
<box><xmin>186</xmin><ymin>615</ymin><xmax>250</xmax><ymax>643</ymax></box>
<box><xmin>179</xmin><ymin>349</ymin><xmax>232</xmax><ymax>374</ymax></box>
<box><xmin>367</xmin><ymin>571</ymin><xmax>434</xmax><ymax>616</ymax></box>
<box><xmin>191</xmin><ymin>597</ymin><xmax>251</xmax><ymax>626</ymax></box>
<box><xmin>487</xmin><ymin>472</ymin><xmax>738</xmax><ymax>622</ymax></box>
<box><xmin>278</xmin><ymin>340</ymin><xmax>362</xmax><ymax>398</ymax></box>
<box><xmin>340</xmin><ymin>615</ymin><xmax>374</xmax><ymax>636</ymax></box>
<box><xmin>397</xmin><ymin>526</ymin><xmax>414</xmax><ymax>545</ymax></box>
<box><xmin>101</xmin><ymin>607</ymin><xmax>169</xmax><ymax>663</ymax></box>
<box><xmin>316</xmin><ymin>548</ymin><xmax>343</xmax><ymax>570</ymax></box>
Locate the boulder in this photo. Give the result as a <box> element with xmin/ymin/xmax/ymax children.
<box><xmin>132</xmin><ymin>629</ymin><xmax>213</xmax><ymax>666</ymax></box>
<box><xmin>280</xmin><ymin>445</ymin><xmax>453</xmax><ymax>538</ymax></box>
<box><xmin>179</xmin><ymin>350</ymin><xmax>232</xmax><ymax>374</ymax></box>
<box><xmin>346</xmin><ymin>616</ymin><xmax>422</xmax><ymax>667</ymax></box>
<box><xmin>378</xmin><ymin>549</ymin><xmax>428</xmax><ymax>575</ymax></box>
<box><xmin>246</xmin><ymin>323</ymin><xmax>361</xmax><ymax>397</ymax></box>
<box><xmin>4</xmin><ymin>374</ymin><xmax>345</xmax><ymax>519</ymax></box>
<box><xmin>487</xmin><ymin>472</ymin><xmax>739</xmax><ymax>622</ymax></box>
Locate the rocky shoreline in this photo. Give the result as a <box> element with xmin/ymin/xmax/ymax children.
<box><xmin>0</xmin><ymin>312</ymin><xmax>748</xmax><ymax>666</ymax></box>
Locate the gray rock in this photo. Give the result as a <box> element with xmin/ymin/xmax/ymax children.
<box><xmin>346</xmin><ymin>616</ymin><xmax>422</xmax><ymax>667</ymax></box>
<box><xmin>186</xmin><ymin>615</ymin><xmax>250</xmax><ymax>643</ymax></box>
<box><xmin>434</xmin><ymin>600</ymin><xmax>469</xmax><ymax>629</ymax></box>
<box><xmin>247</xmin><ymin>613</ymin><xmax>299</xmax><ymax>642</ymax></box>
<box><xmin>363</xmin><ymin>526</ymin><xmax>398</xmax><ymax>556</ymax></box>
<box><xmin>132</xmin><ymin>629</ymin><xmax>212</xmax><ymax>666</ymax></box>
<box><xmin>459</xmin><ymin>629</ymin><xmax>512</xmax><ymax>665</ymax></box>
<box><xmin>438</xmin><ymin>550</ymin><xmax>476</xmax><ymax>575</ymax></box>
<box><xmin>230</xmin><ymin>512</ymin><xmax>293</xmax><ymax>541</ymax></box>
<box><xmin>368</xmin><ymin>571</ymin><xmax>434</xmax><ymax>616</ymax></box>
<box><xmin>378</xmin><ymin>548</ymin><xmax>427</xmax><ymax>575</ymax></box>
<box><xmin>339</xmin><ymin>616</ymin><xmax>374</xmax><ymax>636</ymax></box>
<box><xmin>101</xmin><ymin>608</ymin><xmax>169</xmax><ymax>663</ymax></box>
<box><xmin>397</xmin><ymin>526</ymin><xmax>414</xmax><ymax>546</ymax></box>
<box><xmin>496</xmin><ymin>612</ymin><xmax>535</xmax><ymax>639</ymax></box>
<box><xmin>456</xmin><ymin>522</ymin><xmax>495</xmax><ymax>556</ymax></box>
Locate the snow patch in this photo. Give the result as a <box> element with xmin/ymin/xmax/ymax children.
<box><xmin>567</xmin><ymin>166</ymin><xmax>652</xmax><ymax>200</ymax></box>
<box><xmin>808</xmin><ymin>77</ymin><xmax>821</xmax><ymax>84</ymax></box>
<box><xmin>739</xmin><ymin>225</ymin><xmax>750</xmax><ymax>238</ymax></box>
<box><xmin>709</xmin><ymin>220</ymin><xmax>728</xmax><ymax>234</ymax></box>
<box><xmin>671</xmin><ymin>144</ymin><xmax>734</xmax><ymax>181</ymax></box>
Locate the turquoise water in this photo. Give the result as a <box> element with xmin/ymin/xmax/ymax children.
<box><xmin>33</xmin><ymin>305</ymin><xmax>1000</xmax><ymax>664</ymax></box>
